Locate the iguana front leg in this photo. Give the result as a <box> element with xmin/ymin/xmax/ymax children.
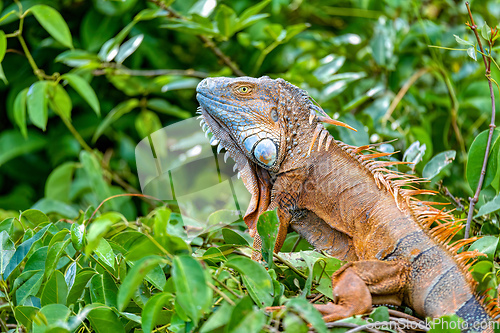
<box><xmin>315</xmin><ymin>260</ymin><xmax>410</xmax><ymax>322</ymax></box>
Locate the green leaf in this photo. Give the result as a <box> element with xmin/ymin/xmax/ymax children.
<box><xmin>469</xmin><ymin>236</ymin><xmax>499</xmax><ymax>261</ymax></box>
<box><xmin>13</xmin><ymin>88</ymin><xmax>29</xmax><ymax>138</ymax></box>
<box><xmin>0</xmin><ymin>231</ymin><xmax>15</xmax><ymax>275</ymax></box>
<box><xmin>89</xmin><ymin>271</ymin><xmax>118</xmax><ymax>308</ymax></box>
<box><xmin>467</xmin><ymin>47</ymin><xmax>477</xmax><ymax>61</ymax></box>
<box><xmin>135</xmin><ymin>110</ymin><xmax>162</xmax><ymax>138</ymax></box>
<box><xmin>467</xmin><ymin>129</ymin><xmax>500</xmax><ymax>191</ymax></box>
<box><xmin>16</xmin><ymin>270</ymin><xmax>44</xmax><ymax>305</ymax></box>
<box><xmin>48</xmin><ymin>83</ymin><xmax>72</xmax><ymax>119</ymax></box>
<box><xmin>44</xmin><ymin>239</ymin><xmax>71</xmax><ymax>279</ymax></box>
<box><xmin>67</xmin><ymin>268</ymin><xmax>97</xmax><ymax>305</ymax></box>
<box><xmin>286</xmin><ymin>297</ymin><xmax>327</xmax><ymax>333</ymax></box>
<box><xmin>30</xmin><ymin>5</ymin><xmax>73</xmax><ymax>48</ymax></box>
<box><xmin>476</xmin><ymin>193</ymin><xmax>500</xmax><ymax>217</ymax></box>
<box><xmin>115</xmin><ymin>34</ymin><xmax>144</xmax><ymax>64</ymax></box>
<box><xmin>0</xmin><ymin>30</ymin><xmax>6</xmax><ymax>63</ymax></box>
<box><xmin>225</xmin><ymin>256</ymin><xmax>273</xmax><ymax>307</ymax></box>
<box><xmin>256</xmin><ymin>209</ymin><xmax>279</xmax><ymax>267</ymax></box>
<box><xmin>141</xmin><ymin>292</ymin><xmax>174</xmax><ymax>333</ymax></box>
<box><xmin>56</xmin><ymin>49</ymin><xmax>100</xmax><ymax>67</ymax></box>
<box><xmin>92</xmin><ymin>99</ymin><xmax>140</xmax><ymax>142</ymax></box>
<box><xmin>32</xmin><ymin>304</ymin><xmax>71</xmax><ymax>332</ymax></box>
<box><xmin>117</xmin><ymin>255</ymin><xmax>165</xmax><ymax>311</ymax></box>
<box><xmin>226</xmin><ymin>296</ymin><xmax>266</xmax><ymax>333</ymax></box>
<box><xmin>21</xmin><ymin>209</ymin><xmax>49</xmax><ymax>228</ymax></box>
<box><xmin>453</xmin><ymin>34</ymin><xmax>474</xmax><ymax>46</ymax></box>
<box><xmin>172</xmin><ymin>254</ymin><xmax>212</xmax><ymax>325</ymax></box>
<box><xmin>199</xmin><ymin>301</ymin><xmax>232</xmax><ymax>333</ymax></box>
<box><xmin>0</xmin><ymin>130</ymin><xmax>47</xmax><ymax>166</ymax></box>
<box><xmin>31</xmin><ymin>198</ymin><xmax>79</xmax><ymax>219</ymax></box>
<box><xmin>146</xmin><ymin>98</ymin><xmax>191</xmax><ymax>119</ymax></box>
<box><xmin>88</xmin><ymin>306</ymin><xmax>125</xmax><ymax>333</ymax></box>
<box><xmin>428</xmin><ymin>314</ymin><xmax>463</xmax><ymax>333</ymax></box>
<box><xmin>45</xmin><ymin>162</ymin><xmax>77</xmax><ymax>202</ymax></box>
<box><xmin>80</xmin><ymin>152</ymin><xmax>118</xmax><ymax>211</ymax></box>
<box><xmin>61</xmin><ymin>73</ymin><xmax>100</xmax><ymax>116</ymax></box>
<box><xmin>94</xmin><ymin>238</ymin><xmax>115</xmax><ymax>269</ymax></box>
<box><xmin>222</xmin><ymin>228</ymin><xmax>249</xmax><ymax>246</ymax></box>
<box><xmin>370</xmin><ymin>306</ymin><xmax>390</xmax><ymax>322</ymax></box>
<box><xmin>85</xmin><ymin>216</ymin><xmax>114</xmax><ymax>257</ymax></box>
<box><xmin>423</xmin><ymin>150</ymin><xmax>456</xmax><ymax>180</ymax></box>
<box><xmin>27</xmin><ymin>81</ymin><xmax>50</xmax><ymax>131</ymax></box>
<box><xmin>3</xmin><ymin>224</ymin><xmax>50</xmax><ymax>279</ymax></box>
<box><xmin>14</xmin><ymin>306</ymin><xmax>39</xmax><ymax>331</ymax></box>
<box><xmin>41</xmin><ymin>270</ymin><xmax>68</xmax><ymax>306</ymax></box>
<box><xmin>134</xmin><ymin>8</ymin><xmax>169</xmax><ymax>21</ymax></box>
<box><xmin>70</xmin><ymin>223</ymin><xmax>85</xmax><ymax>251</ymax></box>
<box><xmin>215</xmin><ymin>5</ymin><xmax>237</xmax><ymax>38</ymax></box>
<box><xmin>481</xmin><ymin>22</ymin><xmax>491</xmax><ymax>41</ymax></box>
<box><xmin>236</xmin><ymin>0</ymin><xmax>270</xmax><ymax>31</ymax></box>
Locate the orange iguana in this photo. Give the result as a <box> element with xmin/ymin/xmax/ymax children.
<box><xmin>196</xmin><ymin>76</ymin><xmax>499</xmax><ymax>332</ymax></box>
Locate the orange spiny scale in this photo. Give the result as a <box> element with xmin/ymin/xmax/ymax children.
<box><xmin>402</xmin><ymin>189</ymin><xmax>438</xmax><ymax>196</ymax></box>
<box><xmin>456</xmin><ymin>251</ymin><xmax>487</xmax><ymax>267</ymax></box>
<box><xmin>325</xmin><ymin>136</ymin><xmax>333</xmax><ymax>151</ymax></box>
<box><xmin>418</xmin><ymin>201</ymin><xmax>450</xmax><ymax>206</ymax></box>
<box><xmin>352</xmin><ymin>145</ymin><xmax>370</xmax><ymax>154</ymax></box>
<box><xmin>318</xmin><ymin>130</ymin><xmax>328</xmax><ymax>152</ymax></box>
<box><xmin>318</xmin><ymin>116</ymin><xmax>357</xmax><ymax>131</ymax></box>
<box><xmin>359</xmin><ymin>152</ymin><xmax>396</xmax><ymax>161</ymax></box>
<box><xmin>450</xmin><ymin>237</ymin><xmax>480</xmax><ymax>252</ymax></box>
<box><xmin>307</xmin><ymin>123</ymin><xmax>324</xmax><ymax>156</ymax></box>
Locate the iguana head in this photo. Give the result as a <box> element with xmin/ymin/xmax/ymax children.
<box><xmin>196</xmin><ymin>76</ymin><xmax>354</xmax><ymax>233</ymax></box>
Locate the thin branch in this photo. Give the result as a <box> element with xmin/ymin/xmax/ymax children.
<box><xmin>93</xmin><ymin>67</ymin><xmax>208</xmax><ymax>78</ymax></box>
<box><xmin>464</xmin><ymin>2</ymin><xmax>496</xmax><ymax>239</ymax></box>
<box><xmin>382</xmin><ymin>68</ymin><xmax>429</xmax><ymax>124</ymax></box>
<box><xmin>437</xmin><ymin>182</ymin><xmax>465</xmax><ymax>211</ymax></box>
<box><xmin>325</xmin><ymin>322</ymin><xmax>383</xmax><ymax>333</ymax></box>
<box><xmin>207</xmin><ymin>282</ymin><xmax>236</xmax><ymax>306</ymax></box>
<box><xmin>148</xmin><ymin>0</ymin><xmax>245</xmax><ymax>76</ymax></box>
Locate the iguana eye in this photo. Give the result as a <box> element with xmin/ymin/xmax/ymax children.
<box><xmin>238</xmin><ymin>86</ymin><xmax>250</xmax><ymax>93</ymax></box>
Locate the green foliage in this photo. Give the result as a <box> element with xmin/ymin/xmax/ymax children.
<box><xmin>1</xmin><ymin>0</ymin><xmax>500</xmax><ymax>331</ymax></box>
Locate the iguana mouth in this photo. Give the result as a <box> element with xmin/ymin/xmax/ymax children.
<box><xmin>197</xmin><ymin>106</ymin><xmax>272</xmax><ymax>235</ymax></box>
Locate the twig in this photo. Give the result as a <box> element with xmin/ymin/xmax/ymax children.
<box><xmin>387</xmin><ymin>309</ymin><xmax>424</xmax><ymax>324</ymax></box>
<box><xmin>148</xmin><ymin>0</ymin><xmax>245</xmax><ymax>76</ymax></box>
<box><xmin>273</xmin><ymin>252</ymin><xmax>310</xmax><ymax>280</ymax></box>
<box><xmin>382</xmin><ymin>68</ymin><xmax>429</xmax><ymax>124</ymax></box>
<box><xmin>291</xmin><ymin>235</ymin><xmax>302</xmax><ymax>252</ymax></box>
<box><xmin>325</xmin><ymin>322</ymin><xmax>383</xmax><ymax>333</ymax></box>
<box><xmin>464</xmin><ymin>2</ymin><xmax>497</xmax><ymax>239</ymax></box>
<box><xmin>437</xmin><ymin>182</ymin><xmax>465</xmax><ymax>210</ymax></box>
<box><xmin>93</xmin><ymin>67</ymin><xmax>208</xmax><ymax>78</ymax></box>
<box><xmin>345</xmin><ymin>321</ymin><xmax>396</xmax><ymax>333</ymax></box>
<box><xmin>207</xmin><ymin>282</ymin><xmax>236</xmax><ymax>306</ymax></box>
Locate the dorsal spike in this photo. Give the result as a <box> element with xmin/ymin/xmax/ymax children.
<box><xmin>318</xmin><ymin>130</ymin><xmax>328</xmax><ymax>152</ymax></box>
<box><xmin>307</xmin><ymin>124</ymin><xmax>324</xmax><ymax>156</ymax></box>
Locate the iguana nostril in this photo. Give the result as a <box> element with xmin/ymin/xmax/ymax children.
<box><xmin>196</xmin><ymin>78</ymin><xmax>215</xmax><ymax>93</ymax></box>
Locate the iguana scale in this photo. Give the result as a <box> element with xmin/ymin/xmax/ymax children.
<box><xmin>196</xmin><ymin>76</ymin><xmax>499</xmax><ymax>332</ymax></box>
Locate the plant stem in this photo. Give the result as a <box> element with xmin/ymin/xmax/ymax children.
<box><xmin>148</xmin><ymin>0</ymin><xmax>245</xmax><ymax>76</ymax></box>
<box><xmin>464</xmin><ymin>2</ymin><xmax>496</xmax><ymax>239</ymax></box>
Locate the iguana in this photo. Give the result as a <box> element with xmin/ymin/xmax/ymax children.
<box><xmin>196</xmin><ymin>76</ymin><xmax>500</xmax><ymax>332</ymax></box>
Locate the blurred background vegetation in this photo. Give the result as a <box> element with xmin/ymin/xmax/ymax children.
<box><xmin>1</xmin><ymin>0</ymin><xmax>500</xmax><ymax>332</ymax></box>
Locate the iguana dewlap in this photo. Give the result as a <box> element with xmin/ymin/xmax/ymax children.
<box><xmin>196</xmin><ymin>76</ymin><xmax>499</xmax><ymax>332</ymax></box>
